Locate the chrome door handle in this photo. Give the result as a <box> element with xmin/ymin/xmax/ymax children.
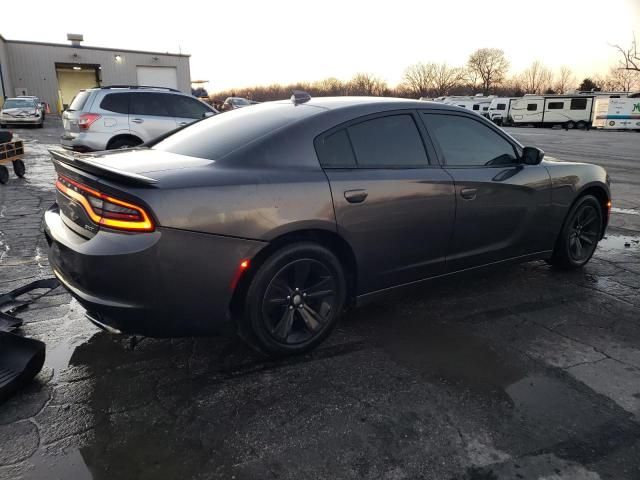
<box><xmin>131</xmin><ymin>118</ymin><xmax>144</xmax><ymax>124</ymax></box>
<box><xmin>344</xmin><ymin>189</ymin><xmax>368</xmax><ymax>204</ymax></box>
<box><xmin>460</xmin><ymin>188</ymin><xmax>477</xmax><ymax>200</ymax></box>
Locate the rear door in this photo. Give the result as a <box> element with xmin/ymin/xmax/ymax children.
<box><xmin>167</xmin><ymin>94</ymin><xmax>213</xmax><ymax>127</ymax></box>
<box><xmin>318</xmin><ymin>111</ymin><xmax>455</xmax><ymax>294</ymax></box>
<box><xmin>128</xmin><ymin>92</ymin><xmax>178</xmax><ymax>143</ymax></box>
<box><xmin>421</xmin><ymin>112</ymin><xmax>552</xmax><ymax>271</ymax></box>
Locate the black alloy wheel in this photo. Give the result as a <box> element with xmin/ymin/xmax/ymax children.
<box><xmin>550</xmin><ymin>195</ymin><xmax>603</xmax><ymax>269</ymax></box>
<box><xmin>567</xmin><ymin>202</ymin><xmax>600</xmax><ymax>263</ymax></box>
<box><xmin>241</xmin><ymin>242</ymin><xmax>346</xmax><ymax>355</ymax></box>
<box><xmin>262</xmin><ymin>258</ymin><xmax>337</xmax><ymax>345</ymax></box>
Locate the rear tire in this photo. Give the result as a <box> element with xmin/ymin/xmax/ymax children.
<box><xmin>12</xmin><ymin>159</ymin><xmax>25</xmax><ymax>178</ymax></box>
<box><xmin>566</xmin><ymin>121</ymin><xmax>575</xmax><ymax>130</ymax></box>
<box><xmin>240</xmin><ymin>242</ymin><xmax>346</xmax><ymax>356</ymax></box>
<box><xmin>0</xmin><ymin>165</ymin><xmax>8</xmax><ymax>184</ymax></box>
<box><xmin>107</xmin><ymin>137</ymin><xmax>142</xmax><ymax>150</ymax></box>
<box><xmin>549</xmin><ymin>195</ymin><xmax>603</xmax><ymax>269</ymax></box>
<box><xmin>576</xmin><ymin>121</ymin><xmax>586</xmax><ymax>130</ymax></box>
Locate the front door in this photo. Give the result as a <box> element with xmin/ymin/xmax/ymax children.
<box><xmin>421</xmin><ymin>112</ymin><xmax>552</xmax><ymax>272</ymax></box>
<box><xmin>317</xmin><ymin>112</ymin><xmax>456</xmax><ymax>294</ymax></box>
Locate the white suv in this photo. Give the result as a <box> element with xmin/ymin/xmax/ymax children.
<box><xmin>61</xmin><ymin>86</ymin><xmax>217</xmax><ymax>152</ymax></box>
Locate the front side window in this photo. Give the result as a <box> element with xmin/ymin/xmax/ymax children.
<box><xmin>570</xmin><ymin>98</ymin><xmax>588</xmax><ymax>110</ymax></box>
<box><xmin>347</xmin><ymin>114</ymin><xmax>428</xmax><ymax>167</ymax></box>
<box><xmin>422</xmin><ymin>113</ymin><xmax>518</xmax><ymax>167</ymax></box>
<box><xmin>169</xmin><ymin>95</ymin><xmax>211</xmax><ymax>119</ymax></box>
<box><xmin>527</xmin><ymin>104</ymin><xmax>538</xmax><ymax>111</ymax></box>
<box><xmin>548</xmin><ymin>101</ymin><xmax>564</xmax><ymax>110</ymax></box>
<box><xmin>497</xmin><ymin>103</ymin><xmax>506</xmax><ymax>111</ymax></box>
<box><xmin>130</xmin><ymin>93</ymin><xmax>172</xmax><ymax>117</ymax></box>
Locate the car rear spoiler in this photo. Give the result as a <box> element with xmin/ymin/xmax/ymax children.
<box><xmin>48</xmin><ymin>149</ymin><xmax>158</xmax><ymax>186</ymax></box>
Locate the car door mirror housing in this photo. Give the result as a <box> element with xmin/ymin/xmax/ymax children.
<box><xmin>203</xmin><ymin>111</ymin><xmax>215</xmax><ymax>118</ymax></box>
<box><xmin>522</xmin><ymin>146</ymin><xmax>544</xmax><ymax>165</ymax></box>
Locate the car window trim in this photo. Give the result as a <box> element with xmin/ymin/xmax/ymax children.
<box><xmin>315</xmin><ymin>109</ymin><xmax>438</xmax><ymax>170</ymax></box>
<box><xmin>419</xmin><ymin>110</ymin><xmax>523</xmax><ymax>169</ymax></box>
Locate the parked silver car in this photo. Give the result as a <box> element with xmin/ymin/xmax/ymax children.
<box><xmin>61</xmin><ymin>86</ymin><xmax>218</xmax><ymax>152</ymax></box>
<box><xmin>0</xmin><ymin>97</ymin><xmax>45</xmax><ymax>128</ymax></box>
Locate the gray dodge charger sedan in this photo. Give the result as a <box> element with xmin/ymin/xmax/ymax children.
<box><xmin>44</xmin><ymin>95</ymin><xmax>611</xmax><ymax>355</ymax></box>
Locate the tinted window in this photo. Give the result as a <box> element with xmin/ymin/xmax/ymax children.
<box><xmin>527</xmin><ymin>104</ymin><xmax>538</xmax><ymax>111</ymax></box>
<box><xmin>548</xmin><ymin>101</ymin><xmax>564</xmax><ymax>110</ymax></box>
<box><xmin>472</xmin><ymin>104</ymin><xmax>480</xmax><ymax>111</ymax></box>
<box><xmin>68</xmin><ymin>91</ymin><xmax>90</xmax><ymax>111</ymax></box>
<box><xmin>347</xmin><ymin>115</ymin><xmax>428</xmax><ymax>167</ymax></box>
<box><xmin>497</xmin><ymin>103</ymin><xmax>506</xmax><ymax>110</ymax></box>
<box><xmin>154</xmin><ymin>102</ymin><xmax>320</xmax><ymax>160</ymax></box>
<box><xmin>422</xmin><ymin>114</ymin><xmax>518</xmax><ymax>167</ymax></box>
<box><xmin>100</xmin><ymin>93</ymin><xmax>129</xmax><ymax>114</ymax></box>
<box><xmin>169</xmin><ymin>95</ymin><xmax>211</xmax><ymax>119</ymax></box>
<box><xmin>316</xmin><ymin>129</ymin><xmax>356</xmax><ymax>168</ymax></box>
<box><xmin>130</xmin><ymin>92</ymin><xmax>172</xmax><ymax>117</ymax></box>
<box><xmin>570</xmin><ymin>98</ymin><xmax>588</xmax><ymax>110</ymax></box>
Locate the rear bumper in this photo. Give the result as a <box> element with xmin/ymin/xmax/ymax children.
<box><xmin>44</xmin><ymin>204</ymin><xmax>266</xmax><ymax>337</ymax></box>
<box><xmin>60</xmin><ymin>131</ymin><xmax>112</xmax><ymax>152</ymax></box>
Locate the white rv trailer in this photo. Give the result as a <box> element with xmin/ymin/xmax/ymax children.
<box><xmin>510</xmin><ymin>92</ymin><xmax>630</xmax><ymax>128</ymax></box>
<box><xmin>592</xmin><ymin>97</ymin><xmax>640</xmax><ymax>130</ymax></box>
<box><xmin>440</xmin><ymin>94</ymin><xmax>495</xmax><ymax>115</ymax></box>
<box><xmin>486</xmin><ymin>97</ymin><xmax>519</xmax><ymax>125</ymax></box>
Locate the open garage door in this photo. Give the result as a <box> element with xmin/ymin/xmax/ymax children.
<box><xmin>56</xmin><ymin>64</ymin><xmax>100</xmax><ymax>112</ymax></box>
<box><xmin>136</xmin><ymin>66</ymin><xmax>178</xmax><ymax>89</ymax></box>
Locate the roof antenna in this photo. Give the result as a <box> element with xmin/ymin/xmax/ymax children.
<box><xmin>291</xmin><ymin>90</ymin><xmax>311</xmax><ymax>105</ymax></box>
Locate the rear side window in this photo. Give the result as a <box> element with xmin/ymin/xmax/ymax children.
<box><xmin>68</xmin><ymin>91</ymin><xmax>90</xmax><ymax>111</ymax></box>
<box><xmin>422</xmin><ymin>113</ymin><xmax>518</xmax><ymax>167</ymax></box>
<box><xmin>347</xmin><ymin>115</ymin><xmax>428</xmax><ymax>167</ymax></box>
<box><xmin>548</xmin><ymin>102</ymin><xmax>564</xmax><ymax>110</ymax></box>
<box><xmin>130</xmin><ymin>93</ymin><xmax>172</xmax><ymax>117</ymax></box>
<box><xmin>168</xmin><ymin>95</ymin><xmax>212</xmax><ymax>119</ymax></box>
<box><xmin>570</xmin><ymin>98</ymin><xmax>588</xmax><ymax>110</ymax></box>
<box><xmin>100</xmin><ymin>93</ymin><xmax>129</xmax><ymax>114</ymax></box>
<box><xmin>497</xmin><ymin>103</ymin><xmax>506</xmax><ymax>110</ymax></box>
<box><xmin>316</xmin><ymin>129</ymin><xmax>356</xmax><ymax>168</ymax></box>
<box><xmin>527</xmin><ymin>104</ymin><xmax>538</xmax><ymax>111</ymax></box>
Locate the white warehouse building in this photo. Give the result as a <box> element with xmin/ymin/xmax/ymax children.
<box><xmin>0</xmin><ymin>33</ymin><xmax>191</xmax><ymax>113</ymax></box>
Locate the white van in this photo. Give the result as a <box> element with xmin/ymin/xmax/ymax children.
<box><xmin>592</xmin><ymin>97</ymin><xmax>640</xmax><ymax>130</ymax></box>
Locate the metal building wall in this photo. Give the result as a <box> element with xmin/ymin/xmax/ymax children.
<box><xmin>0</xmin><ymin>35</ymin><xmax>14</xmax><ymax>106</ymax></box>
<box><xmin>5</xmin><ymin>41</ymin><xmax>191</xmax><ymax>113</ymax></box>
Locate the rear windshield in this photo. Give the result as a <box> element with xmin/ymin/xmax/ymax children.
<box><xmin>153</xmin><ymin>102</ymin><xmax>318</xmax><ymax>160</ymax></box>
<box><xmin>68</xmin><ymin>91</ymin><xmax>91</xmax><ymax>111</ymax></box>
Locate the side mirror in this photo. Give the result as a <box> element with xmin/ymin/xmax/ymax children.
<box><xmin>522</xmin><ymin>146</ymin><xmax>544</xmax><ymax>165</ymax></box>
<box><xmin>203</xmin><ymin>111</ymin><xmax>215</xmax><ymax>118</ymax></box>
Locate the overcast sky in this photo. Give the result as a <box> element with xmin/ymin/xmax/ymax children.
<box><xmin>2</xmin><ymin>0</ymin><xmax>638</xmax><ymax>92</ymax></box>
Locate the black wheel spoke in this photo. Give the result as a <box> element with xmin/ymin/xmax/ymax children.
<box><xmin>299</xmin><ymin>305</ymin><xmax>322</xmax><ymax>332</ymax></box>
<box><xmin>304</xmin><ymin>277</ymin><xmax>334</xmax><ymax>299</ymax></box>
<box><xmin>273</xmin><ymin>308</ymin><xmax>295</xmax><ymax>339</ymax></box>
<box><xmin>575</xmin><ymin>237</ymin><xmax>583</xmax><ymax>258</ymax></box>
<box><xmin>582</xmin><ymin>210</ymin><xmax>598</xmax><ymax>227</ymax></box>
<box><xmin>579</xmin><ymin>234</ymin><xmax>594</xmax><ymax>246</ymax></box>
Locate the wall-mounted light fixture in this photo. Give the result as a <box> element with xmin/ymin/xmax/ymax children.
<box><xmin>114</xmin><ymin>54</ymin><xmax>122</xmax><ymax>63</ymax></box>
<box><xmin>152</xmin><ymin>56</ymin><xmax>159</xmax><ymax>61</ymax></box>
<box><xmin>73</xmin><ymin>66</ymin><xmax>82</xmax><ymax>70</ymax></box>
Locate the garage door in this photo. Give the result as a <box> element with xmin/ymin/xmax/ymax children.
<box><xmin>56</xmin><ymin>67</ymin><xmax>99</xmax><ymax>111</ymax></box>
<box><xmin>136</xmin><ymin>66</ymin><xmax>178</xmax><ymax>89</ymax></box>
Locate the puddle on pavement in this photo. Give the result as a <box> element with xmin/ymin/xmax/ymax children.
<box><xmin>25</xmin><ymin>449</ymin><xmax>93</xmax><ymax>480</ymax></box>
<box><xmin>598</xmin><ymin>234</ymin><xmax>640</xmax><ymax>252</ymax></box>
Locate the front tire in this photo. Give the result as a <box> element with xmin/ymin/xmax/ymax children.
<box><xmin>549</xmin><ymin>195</ymin><xmax>603</xmax><ymax>269</ymax></box>
<box><xmin>240</xmin><ymin>242</ymin><xmax>346</xmax><ymax>356</ymax></box>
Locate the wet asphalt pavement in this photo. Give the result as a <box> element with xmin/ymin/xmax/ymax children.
<box><xmin>0</xmin><ymin>120</ymin><xmax>639</xmax><ymax>480</ymax></box>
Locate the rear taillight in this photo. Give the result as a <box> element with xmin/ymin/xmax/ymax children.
<box><xmin>78</xmin><ymin>113</ymin><xmax>101</xmax><ymax>130</ymax></box>
<box><xmin>56</xmin><ymin>174</ymin><xmax>154</xmax><ymax>232</ymax></box>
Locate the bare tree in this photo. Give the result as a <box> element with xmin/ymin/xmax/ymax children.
<box><xmin>348</xmin><ymin>73</ymin><xmax>387</xmax><ymax>96</ymax></box>
<box><xmin>604</xmin><ymin>66</ymin><xmax>640</xmax><ymax>91</ymax></box>
<box><xmin>402</xmin><ymin>63</ymin><xmax>436</xmax><ymax>98</ymax></box>
<box><xmin>613</xmin><ymin>34</ymin><xmax>640</xmax><ymax>72</ymax></box>
<box><xmin>521</xmin><ymin>60</ymin><xmax>553</xmax><ymax>94</ymax></box>
<box><xmin>555</xmin><ymin>66</ymin><xmax>575</xmax><ymax>94</ymax></box>
<box><xmin>432</xmin><ymin>64</ymin><xmax>466</xmax><ymax>97</ymax></box>
<box><xmin>466</xmin><ymin>48</ymin><xmax>510</xmax><ymax>94</ymax></box>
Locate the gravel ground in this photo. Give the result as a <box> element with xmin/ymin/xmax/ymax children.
<box><xmin>1</xmin><ymin>120</ymin><xmax>639</xmax><ymax>480</ymax></box>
